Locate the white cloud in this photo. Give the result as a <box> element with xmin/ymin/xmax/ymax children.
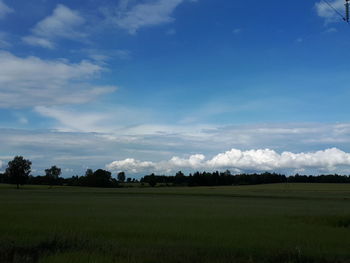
<box><xmin>107</xmin><ymin>148</ymin><xmax>350</xmax><ymax>174</ymax></box>
<box><xmin>23</xmin><ymin>4</ymin><xmax>86</xmax><ymax>48</ymax></box>
<box><xmin>232</xmin><ymin>28</ymin><xmax>242</xmax><ymax>34</ymax></box>
<box><xmin>107</xmin><ymin>155</ymin><xmax>208</xmax><ymax>174</ymax></box>
<box><xmin>207</xmin><ymin>148</ymin><xmax>350</xmax><ymax>171</ymax></box>
<box><xmin>169</xmin><ymin>154</ymin><xmax>206</xmax><ymax>169</ymax></box>
<box><xmin>107</xmin><ymin>158</ymin><xmax>156</xmax><ymax>173</ymax></box>
<box><xmin>0</xmin><ymin>0</ymin><xmax>13</xmax><ymax>19</ymax></box>
<box><xmin>112</xmin><ymin>0</ymin><xmax>191</xmax><ymax>34</ymax></box>
<box><xmin>0</xmin><ymin>51</ymin><xmax>116</xmax><ymax>108</ymax></box>
<box><xmin>315</xmin><ymin>0</ymin><xmax>344</xmax><ymax>24</ymax></box>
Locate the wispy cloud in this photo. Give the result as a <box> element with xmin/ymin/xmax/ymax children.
<box><xmin>22</xmin><ymin>36</ymin><xmax>55</xmax><ymax>49</ymax></box>
<box><xmin>34</xmin><ymin>105</ymin><xmax>153</xmax><ymax>133</ymax></box>
<box><xmin>35</xmin><ymin>106</ymin><xmax>113</xmax><ymax>132</ymax></box>
<box><xmin>0</xmin><ymin>51</ymin><xmax>116</xmax><ymax>108</ymax></box>
<box><xmin>23</xmin><ymin>4</ymin><xmax>86</xmax><ymax>48</ymax></box>
<box><xmin>295</xmin><ymin>37</ymin><xmax>303</xmax><ymax>43</ymax></box>
<box><xmin>232</xmin><ymin>28</ymin><xmax>242</xmax><ymax>34</ymax></box>
<box><xmin>165</xmin><ymin>28</ymin><xmax>176</xmax><ymax>35</ymax></box>
<box><xmin>324</xmin><ymin>27</ymin><xmax>338</xmax><ymax>33</ymax></box>
<box><xmin>0</xmin><ymin>31</ymin><xmax>11</xmax><ymax>48</ymax></box>
<box><xmin>28</xmin><ymin>106</ymin><xmax>350</xmax><ymax>154</ymax></box>
<box><xmin>81</xmin><ymin>48</ymin><xmax>131</xmax><ymax>63</ymax></box>
<box><xmin>111</xmin><ymin>0</ymin><xmax>194</xmax><ymax>34</ymax></box>
<box><xmin>0</xmin><ymin>0</ymin><xmax>13</xmax><ymax>19</ymax></box>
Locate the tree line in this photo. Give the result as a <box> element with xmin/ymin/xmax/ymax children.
<box><xmin>141</xmin><ymin>171</ymin><xmax>350</xmax><ymax>187</ymax></box>
<box><xmin>1</xmin><ymin>156</ymin><xmax>350</xmax><ymax>188</ymax></box>
<box><xmin>0</xmin><ymin>156</ymin><xmax>132</xmax><ymax>188</ymax></box>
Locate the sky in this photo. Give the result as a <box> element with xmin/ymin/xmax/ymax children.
<box><xmin>1</xmin><ymin>0</ymin><xmax>350</xmax><ymax>177</ymax></box>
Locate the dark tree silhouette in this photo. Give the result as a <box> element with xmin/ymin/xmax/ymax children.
<box><xmin>141</xmin><ymin>171</ymin><xmax>288</xmax><ymax>187</ymax></box>
<box><xmin>6</xmin><ymin>156</ymin><xmax>32</xmax><ymax>189</ymax></box>
<box><xmin>145</xmin><ymin>173</ymin><xmax>157</xmax><ymax>187</ymax></box>
<box><xmin>175</xmin><ymin>171</ymin><xmax>185</xmax><ymax>185</ymax></box>
<box><xmin>117</xmin><ymin>171</ymin><xmax>126</xmax><ymax>183</ymax></box>
<box><xmin>83</xmin><ymin>169</ymin><xmax>117</xmax><ymax>187</ymax></box>
<box><xmin>45</xmin><ymin>165</ymin><xmax>61</xmax><ymax>187</ymax></box>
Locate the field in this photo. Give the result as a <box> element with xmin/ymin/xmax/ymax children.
<box><xmin>1</xmin><ymin>183</ymin><xmax>350</xmax><ymax>263</ymax></box>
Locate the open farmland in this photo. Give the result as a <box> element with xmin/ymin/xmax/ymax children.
<box><xmin>1</xmin><ymin>183</ymin><xmax>350</xmax><ymax>263</ymax></box>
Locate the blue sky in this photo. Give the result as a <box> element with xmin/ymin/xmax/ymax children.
<box><xmin>1</xmin><ymin>0</ymin><xmax>350</xmax><ymax>176</ymax></box>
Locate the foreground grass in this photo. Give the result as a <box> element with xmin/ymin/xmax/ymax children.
<box><xmin>1</xmin><ymin>183</ymin><xmax>350</xmax><ymax>263</ymax></box>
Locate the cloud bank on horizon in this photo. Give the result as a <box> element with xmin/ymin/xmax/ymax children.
<box><xmin>106</xmin><ymin>148</ymin><xmax>350</xmax><ymax>174</ymax></box>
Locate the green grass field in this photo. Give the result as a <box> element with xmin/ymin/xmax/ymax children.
<box><xmin>1</xmin><ymin>183</ymin><xmax>350</xmax><ymax>263</ymax></box>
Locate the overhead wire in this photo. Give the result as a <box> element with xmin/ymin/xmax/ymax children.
<box><xmin>320</xmin><ymin>0</ymin><xmax>348</xmax><ymax>22</ymax></box>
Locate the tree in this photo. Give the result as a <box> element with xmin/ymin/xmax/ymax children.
<box><xmin>45</xmin><ymin>165</ymin><xmax>61</xmax><ymax>187</ymax></box>
<box><xmin>146</xmin><ymin>173</ymin><xmax>157</xmax><ymax>187</ymax></box>
<box><xmin>85</xmin><ymin>169</ymin><xmax>116</xmax><ymax>187</ymax></box>
<box><xmin>175</xmin><ymin>171</ymin><xmax>185</xmax><ymax>185</ymax></box>
<box><xmin>6</xmin><ymin>156</ymin><xmax>32</xmax><ymax>189</ymax></box>
<box><xmin>117</xmin><ymin>171</ymin><xmax>126</xmax><ymax>183</ymax></box>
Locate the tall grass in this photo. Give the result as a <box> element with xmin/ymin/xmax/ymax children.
<box><xmin>1</xmin><ymin>184</ymin><xmax>350</xmax><ymax>263</ymax></box>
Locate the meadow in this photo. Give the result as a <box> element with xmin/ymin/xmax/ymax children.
<box><xmin>1</xmin><ymin>183</ymin><xmax>350</xmax><ymax>263</ymax></box>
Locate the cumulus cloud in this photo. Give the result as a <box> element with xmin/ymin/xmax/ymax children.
<box><xmin>315</xmin><ymin>0</ymin><xmax>344</xmax><ymax>24</ymax></box>
<box><xmin>169</xmin><ymin>154</ymin><xmax>206</xmax><ymax>169</ymax></box>
<box><xmin>107</xmin><ymin>158</ymin><xmax>156</xmax><ymax>173</ymax></box>
<box><xmin>23</xmin><ymin>4</ymin><xmax>86</xmax><ymax>48</ymax></box>
<box><xmin>207</xmin><ymin>148</ymin><xmax>350</xmax><ymax>171</ymax></box>
<box><xmin>0</xmin><ymin>0</ymin><xmax>13</xmax><ymax>19</ymax></box>
<box><xmin>0</xmin><ymin>51</ymin><xmax>116</xmax><ymax>108</ymax></box>
<box><xmin>112</xmin><ymin>0</ymin><xmax>193</xmax><ymax>34</ymax></box>
<box><xmin>107</xmin><ymin>148</ymin><xmax>350</xmax><ymax>174</ymax></box>
<box><xmin>107</xmin><ymin>155</ymin><xmax>208</xmax><ymax>174</ymax></box>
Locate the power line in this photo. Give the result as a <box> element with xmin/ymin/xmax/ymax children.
<box><xmin>321</xmin><ymin>0</ymin><xmax>348</xmax><ymax>22</ymax></box>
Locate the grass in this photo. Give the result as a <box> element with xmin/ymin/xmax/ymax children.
<box><xmin>1</xmin><ymin>183</ymin><xmax>350</xmax><ymax>262</ymax></box>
